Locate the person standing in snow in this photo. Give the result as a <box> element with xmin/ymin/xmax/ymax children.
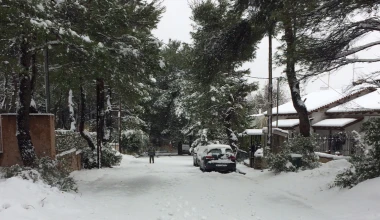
<box><xmin>148</xmin><ymin>146</ymin><xmax>155</xmax><ymax>163</ymax></box>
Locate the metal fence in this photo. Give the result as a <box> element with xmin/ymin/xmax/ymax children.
<box><xmin>314</xmin><ymin>134</ymin><xmax>360</xmax><ymax>156</ymax></box>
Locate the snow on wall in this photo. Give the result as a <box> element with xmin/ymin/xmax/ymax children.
<box><xmin>315</xmin><ymin>152</ymin><xmax>349</xmax><ymax>160</ymax></box>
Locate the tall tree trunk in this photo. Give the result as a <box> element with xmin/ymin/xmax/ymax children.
<box><xmin>96</xmin><ymin>78</ymin><xmax>105</xmax><ymax>168</ymax></box>
<box><xmin>9</xmin><ymin>72</ymin><xmax>18</xmax><ymax>113</ymax></box>
<box><xmin>224</xmin><ymin>95</ymin><xmax>238</xmax><ymax>151</ymax></box>
<box><xmin>17</xmin><ymin>37</ymin><xmax>37</xmax><ymax>167</ymax></box>
<box><xmin>53</xmin><ymin>93</ymin><xmax>62</xmax><ymax>129</ymax></box>
<box><xmin>68</xmin><ymin>89</ymin><xmax>76</xmax><ymax>131</ymax></box>
<box><xmin>283</xmin><ymin>13</ymin><xmax>310</xmax><ymax>137</ymax></box>
<box><xmin>1</xmin><ymin>71</ymin><xmax>9</xmax><ymax>112</ymax></box>
<box><xmin>103</xmin><ymin>88</ymin><xmax>112</xmax><ymax>142</ymax></box>
<box><xmin>79</xmin><ymin>79</ymin><xmax>95</xmax><ymax>151</ymax></box>
<box><xmin>29</xmin><ymin>52</ymin><xmax>38</xmax><ymax>113</ymax></box>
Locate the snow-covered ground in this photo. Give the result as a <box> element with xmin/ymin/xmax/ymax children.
<box><xmin>1</xmin><ymin>155</ymin><xmax>380</xmax><ymax>220</ymax></box>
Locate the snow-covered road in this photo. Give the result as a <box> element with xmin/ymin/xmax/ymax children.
<box><xmin>1</xmin><ymin>155</ymin><xmax>380</xmax><ymax>220</ymax></box>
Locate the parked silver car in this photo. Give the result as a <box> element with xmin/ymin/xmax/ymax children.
<box><xmin>198</xmin><ymin>145</ymin><xmax>236</xmax><ymax>172</ymax></box>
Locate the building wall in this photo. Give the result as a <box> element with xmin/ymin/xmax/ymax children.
<box><xmin>0</xmin><ymin>114</ymin><xmax>56</xmax><ymax>167</ymax></box>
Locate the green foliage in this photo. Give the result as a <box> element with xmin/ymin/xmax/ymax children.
<box><xmin>2</xmin><ymin>157</ymin><xmax>77</xmax><ymax>192</ymax></box>
<box><xmin>335</xmin><ymin>118</ymin><xmax>380</xmax><ymax>188</ymax></box>
<box><xmin>267</xmin><ymin>135</ymin><xmax>320</xmax><ymax>173</ymax></box>
<box><xmin>142</xmin><ymin>40</ymin><xmax>192</xmax><ymax>145</ymax></box>
<box><xmin>187</xmin><ymin>0</ymin><xmax>259</xmax><ymax>148</ymax></box>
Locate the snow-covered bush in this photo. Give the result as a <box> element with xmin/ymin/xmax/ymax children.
<box><xmin>266</xmin><ymin>134</ymin><xmax>320</xmax><ymax>173</ymax></box>
<box><xmin>335</xmin><ymin>118</ymin><xmax>380</xmax><ymax>188</ymax></box>
<box><xmin>55</xmin><ymin>130</ymin><xmax>94</xmax><ymax>153</ymax></box>
<box><xmin>82</xmin><ymin>144</ymin><xmax>122</xmax><ymax>169</ymax></box>
<box><xmin>120</xmin><ymin>130</ymin><xmax>149</xmax><ymax>154</ymax></box>
<box><xmin>56</xmin><ymin>130</ymin><xmax>121</xmax><ymax>169</ymax></box>
<box><xmin>2</xmin><ymin>157</ymin><xmax>77</xmax><ymax>192</ymax></box>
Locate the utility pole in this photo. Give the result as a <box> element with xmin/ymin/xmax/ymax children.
<box><xmin>96</xmin><ymin>78</ymin><xmax>105</xmax><ymax>169</ymax></box>
<box><xmin>44</xmin><ymin>39</ymin><xmax>50</xmax><ymax>113</ymax></box>
<box><xmin>118</xmin><ymin>98</ymin><xmax>122</xmax><ymax>153</ymax></box>
<box><xmin>276</xmin><ymin>77</ymin><xmax>281</xmax><ymax>128</ymax></box>
<box><xmin>267</xmin><ymin>30</ymin><xmax>273</xmax><ymax>149</ymax></box>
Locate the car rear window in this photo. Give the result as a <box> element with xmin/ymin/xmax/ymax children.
<box><xmin>208</xmin><ymin>148</ymin><xmax>222</xmax><ymax>154</ymax></box>
<box><xmin>225</xmin><ymin>149</ymin><xmax>232</xmax><ymax>153</ymax></box>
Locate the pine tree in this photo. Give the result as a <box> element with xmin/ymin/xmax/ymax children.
<box><xmin>189</xmin><ymin>0</ymin><xmax>259</xmax><ymax>150</ymax></box>
<box><xmin>0</xmin><ymin>0</ymin><xmax>93</xmax><ymax>166</ymax></box>
<box><xmin>298</xmin><ymin>0</ymin><xmax>380</xmax><ymax>76</ymax></box>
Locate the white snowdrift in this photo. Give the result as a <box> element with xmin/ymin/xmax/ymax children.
<box><xmin>0</xmin><ymin>156</ymin><xmax>379</xmax><ymax>220</ymax></box>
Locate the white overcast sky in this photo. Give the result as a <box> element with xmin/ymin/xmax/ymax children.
<box><xmin>152</xmin><ymin>0</ymin><xmax>380</xmax><ymax>95</ymax></box>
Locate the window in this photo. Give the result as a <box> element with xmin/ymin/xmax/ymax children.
<box><xmin>225</xmin><ymin>149</ymin><xmax>232</xmax><ymax>154</ymax></box>
<box><xmin>208</xmin><ymin>148</ymin><xmax>222</xmax><ymax>155</ymax></box>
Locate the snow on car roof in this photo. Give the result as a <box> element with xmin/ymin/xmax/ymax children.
<box><xmin>327</xmin><ymin>89</ymin><xmax>380</xmax><ymax>113</ymax></box>
<box><xmin>205</xmin><ymin>144</ymin><xmax>231</xmax><ymax>150</ymax></box>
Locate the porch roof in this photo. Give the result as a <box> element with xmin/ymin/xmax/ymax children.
<box><xmin>243</xmin><ymin>129</ymin><xmax>263</xmax><ymax>136</ymax></box>
<box><xmin>272</xmin><ymin>119</ymin><xmax>300</xmax><ymax>128</ymax></box>
<box><xmin>312</xmin><ymin>118</ymin><xmax>362</xmax><ymax>129</ymax></box>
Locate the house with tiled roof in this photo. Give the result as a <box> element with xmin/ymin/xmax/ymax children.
<box><xmin>263</xmin><ymin>87</ymin><xmax>380</xmax><ymax>155</ymax></box>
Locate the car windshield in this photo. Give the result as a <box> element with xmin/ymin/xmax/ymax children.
<box><xmin>225</xmin><ymin>149</ymin><xmax>232</xmax><ymax>154</ymax></box>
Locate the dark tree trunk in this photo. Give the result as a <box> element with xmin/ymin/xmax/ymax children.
<box><xmin>283</xmin><ymin>13</ymin><xmax>310</xmax><ymax>137</ymax></box>
<box><xmin>53</xmin><ymin>93</ymin><xmax>62</xmax><ymax>129</ymax></box>
<box><xmin>96</xmin><ymin>78</ymin><xmax>105</xmax><ymax>168</ymax></box>
<box><xmin>68</xmin><ymin>90</ymin><xmax>76</xmax><ymax>131</ymax></box>
<box><xmin>17</xmin><ymin>38</ymin><xmax>37</xmax><ymax>167</ymax></box>
<box><xmin>9</xmin><ymin>72</ymin><xmax>18</xmax><ymax>113</ymax></box>
<box><xmin>1</xmin><ymin>71</ymin><xmax>9</xmax><ymax>112</ymax></box>
<box><xmin>224</xmin><ymin>107</ymin><xmax>238</xmax><ymax>151</ymax></box>
<box><xmin>79</xmin><ymin>79</ymin><xmax>95</xmax><ymax>151</ymax></box>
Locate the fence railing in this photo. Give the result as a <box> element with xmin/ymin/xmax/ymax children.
<box><xmin>313</xmin><ymin>135</ymin><xmax>360</xmax><ymax>156</ymax></box>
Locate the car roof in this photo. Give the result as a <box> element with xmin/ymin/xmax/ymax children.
<box><xmin>195</xmin><ymin>144</ymin><xmax>232</xmax><ymax>150</ymax></box>
<box><xmin>205</xmin><ymin>144</ymin><xmax>232</xmax><ymax>150</ymax></box>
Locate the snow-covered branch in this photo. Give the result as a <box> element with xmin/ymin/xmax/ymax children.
<box><xmin>336</xmin><ymin>40</ymin><xmax>380</xmax><ymax>59</ymax></box>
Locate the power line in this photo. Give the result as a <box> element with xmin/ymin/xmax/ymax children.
<box><xmin>245</xmin><ymin>75</ymin><xmax>284</xmax><ymax>80</ymax></box>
